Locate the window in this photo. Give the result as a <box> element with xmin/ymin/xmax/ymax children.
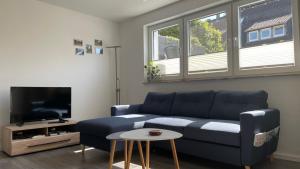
<box><xmin>186</xmin><ymin>9</ymin><xmax>230</xmax><ymax>76</ymax></box>
<box><xmin>148</xmin><ymin>19</ymin><xmax>183</xmax><ymax>80</ymax></box>
<box><xmin>273</xmin><ymin>25</ymin><xmax>285</xmax><ymax>37</ymax></box>
<box><xmin>146</xmin><ymin>0</ymin><xmax>300</xmax><ymax>82</ymax></box>
<box><xmin>248</xmin><ymin>31</ymin><xmax>259</xmax><ymax>42</ymax></box>
<box><xmin>260</xmin><ymin>28</ymin><xmax>272</xmax><ymax>40</ymax></box>
<box><xmin>236</xmin><ymin>0</ymin><xmax>296</xmax><ymax>71</ymax></box>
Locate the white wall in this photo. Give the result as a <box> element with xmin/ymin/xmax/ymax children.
<box><xmin>0</xmin><ymin>0</ymin><xmax>120</xmax><ymax>147</ymax></box>
<box><xmin>120</xmin><ymin>0</ymin><xmax>300</xmax><ymax>162</ymax></box>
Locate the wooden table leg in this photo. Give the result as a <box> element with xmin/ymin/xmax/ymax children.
<box><xmin>124</xmin><ymin>140</ymin><xmax>128</xmax><ymax>169</ymax></box>
<box><xmin>170</xmin><ymin>139</ymin><xmax>180</xmax><ymax>169</ymax></box>
<box><xmin>137</xmin><ymin>141</ymin><xmax>146</xmax><ymax>169</ymax></box>
<box><xmin>269</xmin><ymin>154</ymin><xmax>274</xmax><ymax>162</ymax></box>
<box><xmin>245</xmin><ymin>166</ymin><xmax>251</xmax><ymax>169</ymax></box>
<box><xmin>109</xmin><ymin>140</ymin><xmax>116</xmax><ymax>169</ymax></box>
<box><xmin>146</xmin><ymin>141</ymin><xmax>150</xmax><ymax>169</ymax></box>
<box><xmin>126</xmin><ymin>141</ymin><xmax>134</xmax><ymax>169</ymax></box>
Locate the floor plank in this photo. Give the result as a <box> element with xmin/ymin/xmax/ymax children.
<box><xmin>0</xmin><ymin>146</ymin><xmax>299</xmax><ymax>169</ymax></box>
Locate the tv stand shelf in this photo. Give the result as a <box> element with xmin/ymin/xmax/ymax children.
<box><xmin>2</xmin><ymin>120</ymin><xmax>80</xmax><ymax>156</ymax></box>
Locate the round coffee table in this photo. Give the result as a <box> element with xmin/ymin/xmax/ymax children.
<box><xmin>120</xmin><ymin>128</ymin><xmax>183</xmax><ymax>169</ymax></box>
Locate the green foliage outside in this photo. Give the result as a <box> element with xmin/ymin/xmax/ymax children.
<box><xmin>158</xmin><ymin>20</ymin><xmax>225</xmax><ymax>54</ymax></box>
<box><xmin>159</xmin><ymin>26</ymin><xmax>180</xmax><ymax>39</ymax></box>
<box><xmin>144</xmin><ymin>61</ymin><xmax>161</xmax><ymax>82</ymax></box>
<box><xmin>190</xmin><ymin>19</ymin><xmax>225</xmax><ymax>53</ymax></box>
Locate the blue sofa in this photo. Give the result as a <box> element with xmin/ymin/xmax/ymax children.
<box><xmin>77</xmin><ymin>91</ymin><xmax>280</xmax><ymax>168</ymax></box>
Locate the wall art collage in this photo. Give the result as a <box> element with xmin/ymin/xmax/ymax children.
<box><xmin>74</xmin><ymin>39</ymin><xmax>103</xmax><ymax>56</ymax></box>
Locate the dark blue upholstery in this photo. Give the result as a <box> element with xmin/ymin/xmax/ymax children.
<box><xmin>76</xmin><ymin>114</ymin><xmax>159</xmax><ymax>138</ymax></box>
<box><xmin>77</xmin><ymin>90</ymin><xmax>279</xmax><ymax>167</ymax></box>
<box><xmin>140</xmin><ymin>92</ymin><xmax>175</xmax><ymax>115</ymax></box>
<box><xmin>240</xmin><ymin>109</ymin><xmax>280</xmax><ymax>165</ymax></box>
<box><xmin>210</xmin><ymin>90</ymin><xmax>268</xmax><ymax>120</ymax></box>
<box><xmin>184</xmin><ymin>119</ymin><xmax>240</xmax><ymax>147</ymax></box>
<box><xmin>153</xmin><ymin>138</ymin><xmax>242</xmax><ymax>166</ymax></box>
<box><xmin>171</xmin><ymin>91</ymin><xmax>215</xmax><ymax>118</ymax></box>
<box><xmin>144</xmin><ymin>116</ymin><xmax>199</xmax><ymax>133</ymax></box>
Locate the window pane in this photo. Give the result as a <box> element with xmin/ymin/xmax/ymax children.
<box><xmin>152</xmin><ymin>25</ymin><xmax>180</xmax><ymax>75</ymax></box>
<box><xmin>188</xmin><ymin>12</ymin><xmax>228</xmax><ymax>74</ymax></box>
<box><xmin>239</xmin><ymin>0</ymin><xmax>294</xmax><ymax>69</ymax></box>
<box><xmin>274</xmin><ymin>25</ymin><xmax>285</xmax><ymax>37</ymax></box>
<box><xmin>261</xmin><ymin>28</ymin><xmax>271</xmax><ymax>39</ymax></box>
<box><xmin>249</xmin><ymin>31</ymin><xmax>259</xmax><ymax>42</ymax></box>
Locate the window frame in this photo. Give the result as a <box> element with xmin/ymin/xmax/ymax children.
<box><xmin>232</xmin><ymin>0</ymin><xmax>300</xmax><ymax>77</ymax></box>
<box><xmin>260</xmin><ymin>27</ymin><xmax>272</xmax><ymax>40</ymax></box>
<box><xmin>148</xmin><ymin>19</ymin><xmax>184</xmax><ymax>81</ymax></box>
<box><xmin>248</xmin><ymin>30</ymin><xmax>259</xmax><ymax>42</ymax></box>
<box><xmin>183</xmin><ymin>4</ymin><xmax>233</xmax><ymax>80</ymax></box>
<box><xmin>273</xmin><ymin>25</ymin><xmax>285</xmax><ymax>38</ymax></box>
<box><xmin>145</xmin><ymin>0</ymin><xmax>300</xmax><ymax>83</ymax></box>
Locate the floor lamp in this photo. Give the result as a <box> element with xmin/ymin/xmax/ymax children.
<box><xmin>106</xmin><ymin>46</ymin><xmax>121</xmax><ymax>105</ymax></box>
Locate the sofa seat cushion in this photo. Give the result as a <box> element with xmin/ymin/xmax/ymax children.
<box><xmin>210</xmin><ymin>91</ymin><xmax>268</xmax><ymax>120</ymax></box>
<box><xmin>140</xmin><ymin>92</ymin><xmax>175</xmax><ymax>116</ymax></box>
<box><xmin>76</xmin><ymin>114</ymin><xmax>159</xmax><ymax>137</ymax></box>
<box><xmin>144</xmin><ymin>116</ymin><xmax>199</xmax><ymax>134</ymax></box>
<box><xmin>171</xmin><ymin>91</ymin><xmax>215</xmax><ymax>118</ymax></box>
<box><xmin>184</xmin><ymin>119</ymin><xmax>241</xmax><ymax>147</ymax></box>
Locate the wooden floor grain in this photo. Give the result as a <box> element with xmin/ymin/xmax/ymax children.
<box><xmin>0</xmin><ymin>145</ymin><xmax>299</xmax><ymax>169</ymax></box>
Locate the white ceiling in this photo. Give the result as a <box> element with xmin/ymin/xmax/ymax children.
<box><xmin>38</xmin><ymin>0</ymin><xmax>180</xmax><ymax>22</ymax></box>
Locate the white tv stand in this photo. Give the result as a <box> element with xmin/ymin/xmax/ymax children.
<box><xmin>2</xmin><ymin>120</ymin><xmax>79</xmax><ymax>156</ymax></box>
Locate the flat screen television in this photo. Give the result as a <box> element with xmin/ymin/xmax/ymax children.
<box><xmin>10</xmin><ymin>87</ymin><xmax>71</xmax><ymax>125</ymax></box>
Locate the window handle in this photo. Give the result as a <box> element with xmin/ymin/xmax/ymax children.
<box><xmin>234</xmin><ymin>37</ymin><xmax>238</xmax><ymax>48</ymax></box>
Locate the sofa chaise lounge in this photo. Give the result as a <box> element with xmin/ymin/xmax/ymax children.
<box><xmin>77</xmin><ymin>90</ymin><xmax>280</xmax><ymax>169</ymax></box>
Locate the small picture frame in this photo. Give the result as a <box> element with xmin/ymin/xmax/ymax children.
<box><xmin>95</xmin><ymin>39</ymin><xmax>103</xmax><ymax>46</ymax></box>
<box><xmin>75</xmin><ymin>48</ymin><xmax>84</xmax><ymax>55</ymax></box>
<box><xmin>74</xmin><ymin>39</ymin><xmax>83</xmax><ymax>46</ymax></box>
<box><xmin>86</xmin><ymin>44</ymin><xmax>93</xmax><ymax>54</ymax></box>
<box><xmin>95</xmin><ymin>47</ymin><xmax>103</xmax><ymax>56</ymax></box>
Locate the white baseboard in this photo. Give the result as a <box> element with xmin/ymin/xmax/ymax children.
<box><xmin>274</xmin><ymin>152</ymin><xmax>300</xmax><ymax>162</ymax></box>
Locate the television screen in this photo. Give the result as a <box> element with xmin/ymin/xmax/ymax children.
<box><xmin>10</xmin><ymin>87</ymin><xmax>71</xmax><ymax>124</ymax></box>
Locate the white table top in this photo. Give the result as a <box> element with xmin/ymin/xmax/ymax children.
<box><xmin>106</xmin><ymin>131</ymin><xmax>126</xmax><ymax>140</ymax></box>
<box><xmin>120</xmin><ymin>128</ymin><xmax>183</xmax><ymax>141</ymax></box>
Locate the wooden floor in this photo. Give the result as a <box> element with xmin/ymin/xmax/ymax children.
<box><xmin>0</xmin><ymin>145</ymin><xmax>299</xmax><ymax>169</ymax></box>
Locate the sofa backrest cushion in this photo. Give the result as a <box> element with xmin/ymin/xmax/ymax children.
<box><xmin>140</xmin><ymin>92</ymin><xmax>175</xmax><ymax>116</ymax></box>
<box><xmin>210</xmin><ymin>90</ymin><xmax>268</xmax><ymax>120</ymax></box>
<box><xmin>171</xmin><ymin>91</ymin><xmax>215</xmax><ymax>118</ymax></box>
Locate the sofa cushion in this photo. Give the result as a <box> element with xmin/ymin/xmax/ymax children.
<box><xmin>171</xmin><ymin>91</ymin><xmax>215</xmax><ymax>118</ymax></box>
<box><xmin>76</xmin><ymin>114</ymin><xmax>159</xmax><ymax>138</ymax></box>
<box><xmin>210</xmin><ymin>91</ymin><xmax>268</xmax><ymax>120</ymax></box>
<box><xmin>184</xmin><ymin>119</ymin><xmax>241</xmax><ymax>147</ymax></box>
<box><xmin>144</xmin><ymin>116</ymin><xmax>199</xmax><ymax>134</ymax></box>
<box><xmin>140</xmin><ymin>92</ymin><xmax>176</xmax><ymax>116</ymax></box>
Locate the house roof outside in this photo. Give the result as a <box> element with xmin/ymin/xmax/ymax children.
<box><xmin>245</xmin><ymin>14</ymin><xmax>292</xmax><ymax>32</ymax></box>
<box><xmin>239</xmin><ymin>0</ymin><xmax>293</xmax><ymax>47</ymax></box>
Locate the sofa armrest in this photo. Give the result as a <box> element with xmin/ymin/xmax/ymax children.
<box><xmin>111</xmin><ymin>104</ymin><xmax>142</xmax><ymax>116</ymax></box>
<box><xmin>240</xmin><ymin>109</ymin><xmax>280</xmax><ymax>165</ymax></box>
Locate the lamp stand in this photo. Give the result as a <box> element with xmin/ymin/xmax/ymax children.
<box><xmin>107</xmin><ymin>46</ymin><xmax>121</xmax><ymax>105</ymax></box>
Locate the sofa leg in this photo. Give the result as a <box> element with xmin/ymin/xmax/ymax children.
<box><xmin>245</xmin><ymin>166</ymin><xmax>251</xmax><ymax>169</ymax></box>
<box><xmin>81</xmin><ymin>145</ymin><xmax>85</xmax><ymax>156</ymax></box>
<box><xmin>268</xmin><ymin>154</ymin><xmax>275</xmax><ymax>162</ymax></box>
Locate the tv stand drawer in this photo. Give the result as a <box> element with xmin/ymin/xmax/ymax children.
<box><xmin>9</xmin><ymin>132</ymin><xmax>79</xmax><ymax>156</ymax></box>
